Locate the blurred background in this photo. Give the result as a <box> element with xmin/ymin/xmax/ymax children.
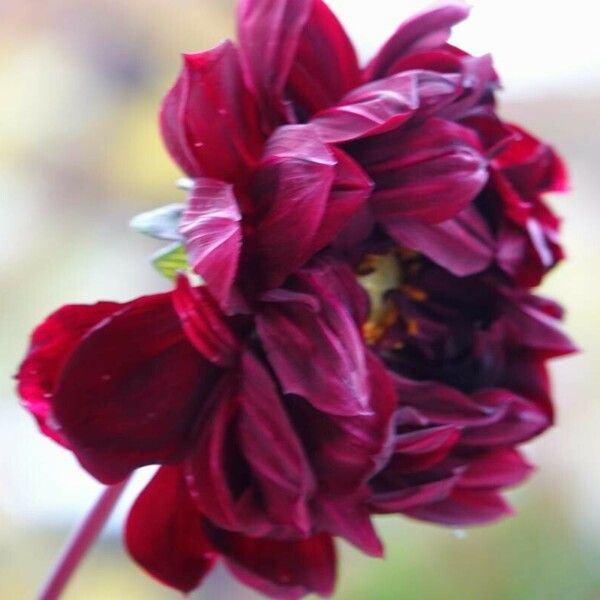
<box><xmin>1</xmin><ymin>0</ymin><xmax>598</xmax><ymax>598</ymax></box>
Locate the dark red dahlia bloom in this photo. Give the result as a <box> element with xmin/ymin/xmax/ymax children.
<box><xmin>17</xmin><ymin>259</ymin><xmax>397</xmax><ymax>596</ymax></box>
<box><xmin>16</xmin><ymin>1</ymin><xmax>574</xmax><ymax>599</ymax></box>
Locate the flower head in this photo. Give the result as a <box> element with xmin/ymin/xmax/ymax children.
<box><xmin>16</xmin><ymin>1</ymin><xmax>573</xmax><ymax>599</ymax></box>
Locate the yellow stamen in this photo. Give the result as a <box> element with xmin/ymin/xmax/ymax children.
<box><xmin>402</xmin><ymin>284</ymin><xmax>428</xmax><ymax>302</ymax></box>
<box><xmin>361</xmin><ymin>300</ymin><xmax>401</xmax><ymax>345</ymax></box>
<box><xmin>358</xmin><ymin>253</ymin><xmax>403</xmax><ymax>344</ymax></box>
<box><xmin>407</xmin><ymin>319</ymin><xmax>420</xmax><ymax>337</ymax></box>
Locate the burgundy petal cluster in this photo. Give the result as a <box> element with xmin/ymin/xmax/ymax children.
<box><xmin>16</xmin><ymin>1</ymin><xmax>574</xmax><ymax>598</ymax></box>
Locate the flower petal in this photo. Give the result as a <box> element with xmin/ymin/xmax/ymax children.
<box><xmin>366</xmin><ymin>1</ymin><xmax>471</xmax><ymax>80</ymax></box>
<box><xmin>172</xmin><ymin>274</ymin><xmax>240</xmax><ymax>367</ymax></box>
<box><xmin>390</xmin><ymin>425</ymin><xmax>461</xmax><ymax>473</ymax></box>
<box><xmin>185</xmin><ymin>373</ymin><xmax>260</xmax><ymax>534</ymax></box>
<box><xmin>180</xmin><ymin>178</ymin><xmax>242</xmax><ymax>310</ymax></box>
<box><xmin>160</xmin><ymin>76</ymin><xmax>198</xmax><ymax>176</ymax></box>
<box><xmin>495</xmin><ymin>125</ymin><xmax>569</xmax><ymax>194</ymax></box>
<box><xmin>352</xmin><ymin>117</ymin><xmax>488</xmax><ymax>223</ymax></box>
<box><xmin>501</xmin><ymin>290</ymin><xmax>577</xmax><ymax>358</ymax></box>
<box><xmin>186</xmin><ymin>349</ymin><xmax>315</xmax><ymax>538</ymax></box>
<box><xmin>386</xmin><ymin>206</ymin><xmax>495</xmax><ymax>276</ymax></box>
<box><xmin>160</xmin><ymin>41</ymin><xmax>263</xmax><ymax>180</ymax></box>
<box><xmin>310</xmin><ymin>72</ymin><xmax>420</xmax><ymax>143</ymax></box>
<box><xmin>314</xmin><ymin>495</ymin><xmax>383</xmax><ymax>558</ymax></box>
<box><xmin>381</xmin><ymin>42</ymin><xmax>498</xmax><ymax>117</ymax></box>
<box><xmin>312</xmin><ymin>70</ymin><xmax>462</xmax><ymax>143</ymax></box>
<box><xmin>237</xmin><ymin>350</ymin><xmax>315</xmax><ymax>535</ymax></box>
<box><xmin>287</xmin><ymin>0</ymin><xmax>360</xmax><ymax>114</ymax></box>
<box><xmin>250</xmin><ymin>125</ymin><xmax>336</xmax><ymax>290</ymax></box>
<box><xmin>258</xmin><ymin>264</ymin><xmax>370</xmax><ymax>417</ymax></box>
<box><xmin>51</xmin><ymin>293</ymin><xmax>215</xmax><ymax>483</ymax></box>
<box><xmin>438</xmin><ymin>54</ymin><xmax>497</xmax><ymax>119</ymax></box>
<box><xmin>286</xmin><ymin>352</ymin><xmax>394</xmax><ymax>556</ymax></box>
<box><xmin>288</xmin><ymin>351</ymin><xmax>396</xmax><ymax>493</ymax></box>
<box><xmin>501</xmin><ymin>351</ymin><xmax>552</xmax><ymax>416</ymax></box>
<box><xmin>370</xmin><ymin>473</ymin><xmax>459</xmax><ymax>513</ymax></box>
<box><xmin>310</xmin><ymin>148</ymin><xmax>373</xmax><ymax>253</ymax></box>
<box><xmin>211</xmin><ymin>528</ymin><xmax>336</xmax><ymax>600</ymax></box>
<box><xmin>458</xmin><ymin>449</ymin><xmax>534</xmax><ymax>489</ymax></box>
<box><xmin>16</xmin><ymin>301</ymin><xmax>121</xmax><ymax>445</ymax></box>
<box><xmin>237</xmin><ymin>0</ymin><xmax>314</xmax><ymax>125</ymax></box>
<box><xmin>125</xmin><ymin>466</ymin><xmax>216</xmax><ymax>593</ymax></box>
<box><xmin>461</xmin><ymin>389</ymin><xmax>550</xmax><ymax>446</ymax></box>
<box><xmin>395</xmin><ymin>377</ymin><xmax>507</xmax><ymax>428</ymax></box>
<box><xmin>404</xmin><ymin>488</ymin><xmax>513</xmax><ymax>526</ymax></box>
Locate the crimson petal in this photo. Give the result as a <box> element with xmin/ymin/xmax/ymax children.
<box><xmin>366</xmin><ymin>1</ymin><xmax>471</xmax><ymax>80</ymax></box>
<box><xmin>461</xmin><ymin>389</ymin><xmax>550</xmax><ymax>446</ymax></box>
<box><xmin>352</xmin><ymin>117</ymin><xmax>488</xmax><ymax>223</ymax></box>
<box><xmin>237</xmin><ymin>0</ymin><xmax>314</xmax><ymax>126</ymax></box>
<box><xmin>404</xmin><ymin>488</ymin><xmax>513</xmax><ymax>526</ymax></box>
<box><xmin>311</xmin><ymin>72</ymin><xmax>420</xmax><ymax>143</ymax></box>
<box><xmin>291</xmin><ymin>353</ymin><xmax>394</xmax><ymax>555</ymax></box>
<box><xmin>251</xmin><ymin>124</ymin><xmax>336</xmax><ymax>290</ymax></box>
<box><xmin>287</xmin><ymin>0</ymin><xmax>360</xmax><ymax>115</ymax></box>
<box><xmin>172</xmin><ymin>275</ymin><xmax>240</xmax><ymax>367</ymax></box>
<box><xmin>395</xmin><ymin>377</ymin><xmax>508</xmax><ymax>428</ymax></box>
<box><xmin>258</xmin><ymin>264</ymin><xmax>370</xmax><ymax>417</ymax></box>
<box><xmin>52</xmin><ymin>293</ymin><xmax>214</xmax><ymax>483</ymax></box>
<box><xmin>395</xmin><ymin>425</ymin><xmax>461</xmax><ymax>456</ymax></box>
<box><xmin>180</xmin><ymin>178</ymin><xmax>242</xmax><ymax>311</ymax></box>
<box><xmin>371</xmin><ymin>473</ymin><xmax>459</xmax><ymax>514</ymax></box>
<box><xmin>17</xmin><ymin>301</ymin><xmax>121</xmax><ymax>446</ymax></box>
<box><xmin>310</xmin><ymin>148</ymin><xmax>373</xmax><ymax>253</ymax></box>
<box><xmin>125</xmin><ymin>466</ymin><xmax>216</xmax><ymax>593</ymax></box>
<box><xmin>439</xmin><ymin>54</ymin><xmax>497</xmax><ymax>120</ymax></box>
<box><xmin>312</xmin><ymin>70</ymin><xmax>461</xmax><ymax>143</ymax></box>
<box><xmin>184</xmin><ymin>374</ymin><xmax>259</xmax><ymax>534</ymax></box>
<box><xmin>290</xmin><ymin>351</ymin><xmax>396</xmax><ymax>494</ymax></box>
<box><xmin>495</xmin><ymin>124</ymin><xmax>569</xmax><ymax>194</ymax></box>
<box><xmin>391</xmin><ymin>426</ymin><xmax>461</xmax><ymax>473</ymax></box>
<box><xmin>211</xmin><ymin>528</ymin><xmax>336</xmax><ymax>600</ymax></box>
<box><xmin>237</xmin><ymin>350</ymin><xmax>315</xmax><ymax>536</ymax></box>
<box><xmin>502</xmin><ymin>351</ymin><xmax>552</xmax><ymax>412</ymax></box>
<box><xmin>501</xmin><ymin>290</ymin><xmax>578</xmax><ymax>357</ymax></box>
<box><xmin>159</xmin><ymin>76</ymin><xmax>198</xmax><ymax>177</ymax></box>
<box><xmin>459</xmin><ymin>449</ymin><xmax>534</xmax><ymax>489</ymax></box>
<box><xmin>186</xmin><ymin>349</ymin><xmax>315</xmax><ymax>537</ymax></box>
<box><xmin>314</xmin><ymin>494</ymin><xmax>383</xmax><ymax>557</ymax></box>
<box><xmin>160</xmin><ymin>41</ymin><xmax>263</xmax><ymax>180</ymax></box>
<box><xmin>386</xmin><ymin>206</ymin><xmax>495</xmax><ymax>276</ymax></box>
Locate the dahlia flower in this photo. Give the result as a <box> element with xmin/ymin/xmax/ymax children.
<box><xmin>16</xmin><ymin>1</ymin><xmax>573</xmax><ymax>599</ymax></box>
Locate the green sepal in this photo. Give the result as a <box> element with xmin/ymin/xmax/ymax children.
<box><xmin>151</xmin><ymin>243</ymin><xmax>190</xmax><ymax>280</ymax></box>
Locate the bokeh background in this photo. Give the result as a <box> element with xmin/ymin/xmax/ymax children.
<box><xmin>1</xmin><ymin>1</ymin><xmax>599</xmax><ymax>598</ymax></box>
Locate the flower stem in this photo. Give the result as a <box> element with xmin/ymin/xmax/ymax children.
<box><xmin>39</xmin><ymin>479</ymin><xmax>129</xmax><ymax>600</ymax></box>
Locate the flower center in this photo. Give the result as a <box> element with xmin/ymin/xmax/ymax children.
<box><xmin>358</xmin><ymin>252</ymin><xmax>402</xmax><ymax>345</ymax></box>
<box><xmin>357</xmin><ymin>249</ymin><xmax>429</xmax><ymax>346</ymax></box>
